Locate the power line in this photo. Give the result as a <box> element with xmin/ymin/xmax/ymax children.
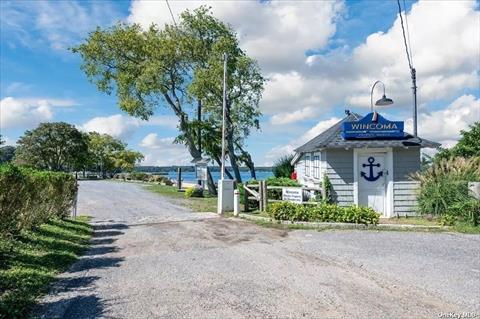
<box><xmin>397</xmin><ymin>0</ymin><xmax>413</xmax><ymax>70</ymax></box>
<box><xmin>403</xmin><ymin>0</ymin><xmax>414</xmax><ymax>66</ymax></box>
<box><xmin>165</xmin><ymin>0</ymin><xmax>177</xmax><ymax>27</ymax></box>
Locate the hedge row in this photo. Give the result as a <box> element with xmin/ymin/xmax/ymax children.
<box><xmin>0</xmin><ymin>164</ymin><xmax>77</xmax><ymax>235</ymax></box>
<box><xmin>268</xmin><ymin>201</ymin><xmax>380</xmax><ymax>225</ymax></box>
<box><xmin>113</xmin><ymin>172</ymin><xmax>174</xmax><ymax>186</ymax></box>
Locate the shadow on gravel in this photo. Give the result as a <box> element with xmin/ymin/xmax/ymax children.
<box><xmin>92</xmin><ymin>230</ymin><xmax>124</xmax><ymax>238</ymax></box>
<box><xmin>33</xmin><ymin>294</ymin><xmax>105</xmax><ymax>319</ymax></box>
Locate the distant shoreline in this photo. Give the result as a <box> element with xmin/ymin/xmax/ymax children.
<box><xmin>134</xmin><ymin>166</ymin><xmax>273</xmax><ymax>173</ymax></box>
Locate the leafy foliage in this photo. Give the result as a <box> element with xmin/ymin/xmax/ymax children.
<box><xmin>86</xmin><ymin>132</ymin><xmax>143</xmax><ymax>177</ymax></box>
<box><xmin>0</xmin><ymin>164</ymin><xmax>77</xmax><ymax>235</ymax></box>
<box><xmin>72</xmin><ymin>6</ymin><xmax>265</xmax><ymax>184</ymax></box>
<box><xmin>272</xmin><ymin>155</ymin><xmax>294</xmax><ymax>178</ymax></box>
<box><xmin>0</xmin><ymin>146</ymin><xmax>15</xmax><ymax>163</ymax></box>
<box><xmin>185</xmin><ymin>185</ymin><xmax>204</xmax><ymax>198</ymax></box>
<box><xmin>434</xmin><ymin>122</ymin><xmax>480</xmax><ymax>161</ymax></box>
<box><xmin>322</xmin><ymin>175</ymin><xmax>333</xmax><ymax>204</ymax></box>
<box><xmin>267</xmin><ymin>202</ymin><xmax>380</xmax><ymax>225</ymax></box>
<box><xmin>14</xmin><ymin>122</ymin><xmax>88</xmax><ymax>171</ymax></box>
<box><xmin>412</xmin><ymin>156</ymin><xmax>480</xmax><ymax>225</ymax></box>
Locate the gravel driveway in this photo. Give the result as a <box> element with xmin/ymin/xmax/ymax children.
<box><xmin>32</xmin><ymin>180</ymin><xmax>480</xmax><ymax>318</ymax></box>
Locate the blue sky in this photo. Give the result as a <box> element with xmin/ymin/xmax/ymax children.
<box><xmin>1</xmin><ymin>0</ymin><xmax>479</xmax><ymax>166</ymax></box>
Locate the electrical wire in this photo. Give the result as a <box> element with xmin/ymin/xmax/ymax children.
<box><xmin>165</xmin><ymin>0</ymin><xmax>177</xmax><ymax>27</ymax></box>
<box><xmin>403</xmin><ymin>0</ymin><xmax>414</xmax><ymax>66</ymax></box>
<box><xmin>397</xmin><ymin>0</ymin><xmax>413</xmax><ymax>70</ymax></box>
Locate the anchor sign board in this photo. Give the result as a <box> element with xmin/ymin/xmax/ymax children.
<box><xmin>342</xmin><ymin>112</ymin><xmax>404</xmax><ymax>139</ymax></box>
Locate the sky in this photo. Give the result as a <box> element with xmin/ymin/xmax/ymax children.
<box><xmin>1</xmin><ymin>0</ymin><xmax>479</xmax><ymax>166</ymax></box>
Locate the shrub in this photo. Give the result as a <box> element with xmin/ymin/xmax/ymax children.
<box><xmin>267</xmin><ymin>202</ymin><xmax>380</xmax><ymax>225</ymax></box>
<box><xmin>272</xmin><ymin>154</ymin><xmax>294</xmax><ymax>178</ymax></box>
<box><xmin>0</xmin><ymin>164</ymin><xmax>77</xmax><ymax>235</ymax></box>
<box><xmin>185</xmin><ymin>185</ymin><xmax>204</xmax><ymax>198</ymax></box>
<box><xmin>446</xmin><ymin>199</ymin><xmax>480</xmax><ymax>226</ymax></box>
<box><xmin>129</xmin><ymin>172</ymin><xmax>149</xmax><ymax>181</ymax></box>
<box><xmin>322</xmin><ymin>175</ymin><xmax>333</xmax><ymax>204</ymax></box>
<box><xmin>412</xmin><ymin>157</ymin><xmax>480</xmax><ymax>223</ymax></box>
<box><xmin>268</xmin><ymin>202</ymin><xmax>298</xmax><ymax>221</ymax></box>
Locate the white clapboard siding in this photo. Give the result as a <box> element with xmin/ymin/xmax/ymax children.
<box><xmin>393</xmin><ymin>181</ymin><xmax>420</xmax><ymax>216</ymax></box>
<box><xmin>393</xmin><ymin>148</ymin><xmax>420</xmax><ymax>181</ymax></box>
<box><xmin>326</xmin><ymin>149</ymin><xmax>354</xmax><ymax>206</ymax></box>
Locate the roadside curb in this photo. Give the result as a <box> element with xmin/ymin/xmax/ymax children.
<box><xmin>238</xmin><ymin>213</ymin><xmax>449</xmax><ymax>231</ymax></box>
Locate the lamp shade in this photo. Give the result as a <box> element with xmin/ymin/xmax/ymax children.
<box><xmin>375</xmin><ymin>94</ymin><xmax>394</xmax><ymax>106</ymax></box>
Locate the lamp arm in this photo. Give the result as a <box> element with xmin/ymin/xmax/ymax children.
<box><xmin>370</xmin><ymin>80</ymin><xmax>385</xmax><ymax>112</ymax></box>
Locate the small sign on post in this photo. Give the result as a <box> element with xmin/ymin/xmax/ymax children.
<box><xmin>282</xmin><ymin>187</ymin><xmax>303</xmax><ymax>204</ymax></box>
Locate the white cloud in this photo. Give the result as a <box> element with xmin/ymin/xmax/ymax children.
<box><xmin>263</xmin><ymin>117</ymin><xmax>341</xmax><ymax>165</ymax></box>
<box><xmin>270</xmin><ymin>107</ymin><xmax>317</xmax><ymax>125</ymax></box>
<box><xmin>0</xmin><ymin>96</ymin><xmax>77</xmax><ymax>129</ymax></box>
<box><xmin>79</xmin><ymin>114</ymin><xmax>138</xmax><ymax>139</ymax></box>
<box><xmin>405</xmin><ymin>94</ymin><xmax>480</xmax><ymax>146</ymax></box>
<box><xmin>139</xmin><ymin>133</ymin><xmax>191</xmax><ymax>166</ymax></box>
<box><xmin>128</xmin><ymin>1</ymin><xmax>343</xmax><ymax>73</ymax></box>
<box><xmin>79</xmin><ymin>114</ymin><xmax>178</xmax><ymax>139</ymax></box>
<box><xmin>307</xmin><ymin>0</ymin><xmax>480</xmax><ymax>110</ymax></box>
<box><xmin>1</xmin><ymin>1</ymin><xmax>122</xmax><ymax>51</ymax></box>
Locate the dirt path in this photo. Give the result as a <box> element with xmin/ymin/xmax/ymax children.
<box><xmin>31</xmin><ymin>181</ymin><xmax>480</xmax><ymax>318</ymax></box>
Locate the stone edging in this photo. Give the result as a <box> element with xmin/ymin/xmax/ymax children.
<box><xmin>238</xmin><ymin>213</ymin><xmax>448</xmax><ymax>231</ymax></box>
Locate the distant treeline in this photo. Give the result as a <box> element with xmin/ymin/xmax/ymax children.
<box><xmin>134</xmin><ymin>166</ymin><xmax>273</xmax><ymax>173</ymax></box>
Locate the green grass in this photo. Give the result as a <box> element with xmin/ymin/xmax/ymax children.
<box><xmin>146</xmin><ymin>184</ymin><xmax>218</xmax><ymax>212</ymax></box>
<box><xmin>0</xmin><ymin>216</ymin><xmax>92</xmax><ymax>318</ymax></box>
<box><xmin>379</xmin><ymin>217</ymin><xmax>440</xmax><ymax>226</ymax></box>
<box><xmin>451</xmin><ymin>222</ymin><xmax>480</xmax><ymax>234</ymax></box>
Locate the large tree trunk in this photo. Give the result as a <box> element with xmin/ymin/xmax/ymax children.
<box><xmin>165</xmin><ymin>94</ymin><xmax>217</xmax><ymax>194</ymax></box>
<box><xmin>213</xmin><ymin>155</ymin><xmax>234</xmax><ymax>180</ymax></box>
<box><xmin>206</xmin><ymin>167</ymin><xmax>217</xmax><ymax>195</ymax></box>
<box><xmin>236</xmin><ymin>142</ymin><xmax>256</xmax><ymax>180</ymax></box>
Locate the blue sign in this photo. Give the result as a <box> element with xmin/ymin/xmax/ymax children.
<box><xmin>342</xmin><ymin>112</ymin><xmax>404</xmax><ymax>139</ymax></box>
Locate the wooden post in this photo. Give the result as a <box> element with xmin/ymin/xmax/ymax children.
<box><xmin>258</xmin><ymin>181</ymin><xmax>263</xmax><ymax>212</ymax></box>
<box><xmin>243</xmin><ymin>184</ymin><xmax>249</xmax><ymax>212</ymax></box>
<box><xmin>177</xmin><ymin>167</ymin><xmax>182</xmax><ymax>190</ymax></box>
<box><xmin>263</xmin><ymin>181</ymin><xmax>268</xmax><ymax>211</ymax></box>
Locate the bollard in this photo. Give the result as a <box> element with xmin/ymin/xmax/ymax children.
<box><xmin>234</xmin><ymin>189</ymin><xmax>240</xmax><ymax>216</ymax></box>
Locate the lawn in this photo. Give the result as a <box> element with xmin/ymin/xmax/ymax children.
<box><xmin>0</xmin><ymin>216</ymin><xmax>92</xmax><ymax>318</ymax></box>
<box><xmin>145</xmin><ymin>184</ymin><xmax>218</xmax><ymax>213</ymax></box>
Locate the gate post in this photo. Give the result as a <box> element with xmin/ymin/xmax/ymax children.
<box><xmin>258</xmin><ymin>181</ymin><xmax>264</xmax><ymax>212</ymax></box>
<box><xmin>243</xmin><ymin>184</ymin><xmax>249</xmax><ymax>212</ymax></box>
<box><xmin>262</xmin><ymin>181</ymin><xmax>268</xmax><ymax>211</ymax></box>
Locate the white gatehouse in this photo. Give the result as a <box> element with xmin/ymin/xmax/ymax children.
<box><xmin>291</xmin><ymin>111</ymin><xmax>440</xmax><ymax>217</ymax></box>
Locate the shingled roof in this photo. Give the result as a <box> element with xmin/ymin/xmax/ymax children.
<box><xmin>294</xmin><ymin>112</ymin><xmax>440</xmax><ymax>153</ymax></box>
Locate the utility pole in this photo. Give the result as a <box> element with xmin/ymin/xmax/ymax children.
<box><xmin>217</xmin><ymin>52</ymin><xmax>234</xmax><ymax>214</ymax></box>
<box><xmin>221</xmin><ymin>52</ymin><xmax>227</xmax><ymax>180</ymax></box>
<box><xmin>197</xmin><ymin>100</ymin><xmax>202</xmax><ymax>154</ymax></box>
<box><xmin>411</xmin><ymin>67</ymin><xmax>418</xmax><ymax>137</ymax></box>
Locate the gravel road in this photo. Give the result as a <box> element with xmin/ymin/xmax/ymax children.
<box><xmin>32</xmin><ymin>180</ymin><xmax>480</xmax><ymax>319</ymax></box>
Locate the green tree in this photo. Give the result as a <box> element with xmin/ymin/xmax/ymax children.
<box><xmin>435</xmin><ymin>122</ymin><xmax>480</xmax><ymax>161</ymax></box>
<box><xmin>14</xmin><ymin>122</ymin><xmax>89</xmax><ymax>171</ymax></box>
<box><xmin>0</xmin><ymin>146</ymin><xmax>16</xmax><ymax>163</ymax></box>
<box><xmin>72</xmin><ymin>6</ymin><xmax>264</xmax><ymax>189</ymax></box>
<box><xmin>272</xmin><ymin>154</ymin><xmax>294</xmax><ymax>178</ymax></box>
<box><xmin>87</xmin><ymin>132</ymin><xmax>143</xmax><ymax>177</ymax></box>
<box><xmin>112</xmin><ymin>149</ymin><xmax>144</xmax><ymax>172</ymax></box>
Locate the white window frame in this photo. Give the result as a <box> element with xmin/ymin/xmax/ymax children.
<box><xmin>313</xmin><ymin>155</ymin><xmax>320</xmax><ymax>179</ymax></box>
<box><xmin>305</xmin><ymin>155</ymin><xmax>310</xmax><ymax>176</ymax></box>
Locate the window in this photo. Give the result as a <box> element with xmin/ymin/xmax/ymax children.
<box><xmin>305</xmin><ymin>155</ymin><xmax>310</xmax><ymax>176</ymax></box>
<box><xmin>313</xmin><ymin>155</ymin><xmax>320</xmax><ymax>179</ymax></box>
